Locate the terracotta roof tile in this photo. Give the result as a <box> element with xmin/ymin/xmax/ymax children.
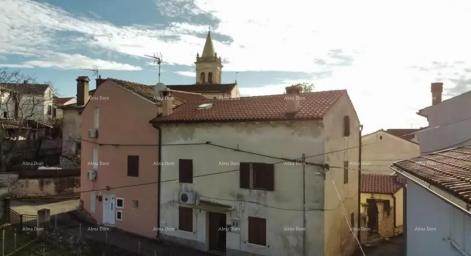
<box><xmin>393</xmin><ymin>146</ymin><xmax>471</xmax><ymax>204</ymax></box>
<box><xmin>361</xmin><ymin>174</ymin><xmax>405</xmax><ymax>194</ymax></box>
<box><xmin>54</xmin><ymin>97</ymin><xmax>74</xmax><ymax>106</ymax></box>
<box><xmin>152</xmin><ymin>90</ymin><xmax>346</xmax><ymax>123</ymax></box>
<box><xmin>0</xmin><ymin>83</ymin><xmax>49</xmax><ymax>95</ymax></box>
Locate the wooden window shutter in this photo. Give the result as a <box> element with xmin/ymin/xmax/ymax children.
<box><xmin>127</xmin><ymin>155</ymin><xmax>139</xmax><ymax>177</ymax></box>
<box><xmin>343</xmin><ymin>161</ymin><xmax>349</xmax><ymax>184</ymax></box>
<box><xmin>252</xmin><ymin>163</ymin><xmax>274</xmax><ymax>191</ymax></box>
<box><xmin>240</xmin><ymin>162</ymin><xmax>250</xmax><ymax>188</ymax></box>
<box><xmin>248</xmin><ymin>217</ymin><xmax>266</xmax><ymax>245</ymax></box>
<box><xmin>179</xmin><ymin>159</ymin><xmax>193</xmax><ymax>183</ymax></box>
<box><xmin>265</xmin><ymin>164</ymin><xmax>274</xmax><ymax>191</ymax></box>
<box><xmin>343</xmin><ymin>115</ymin><xmax>350</xmax><ymax>137</ymax></box>
<box><xmin>179</xmin><ymin>207</ymin><xmax>193</xmax><ymax>232</ymax></box>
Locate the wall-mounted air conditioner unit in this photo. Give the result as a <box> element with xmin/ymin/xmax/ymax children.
<box><xmin>179</xmin><ymin>191</ymin><xmax>196</xmax><ymax>205</ymax></box>
<box><xmin>88</xmin><ymin>128</ymin><xmax>98</xmax><ymax>138</ymax></box>
<box><xmin>88</xmin><ymin>169</ymin><xmax>97</xmax><ymax>181</ymax></box>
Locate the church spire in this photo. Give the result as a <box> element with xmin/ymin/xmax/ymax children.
<box><xmin>202</xmin><ymin>31</ymin><xmax>215</xmax><ymax>58</ymax></box>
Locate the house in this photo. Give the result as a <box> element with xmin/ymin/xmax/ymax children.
<box><xmin>151</xmin><ymin>85</ymin><xmax>360</xmax><ymax>256</ymax></box>
<box><xmin>392</xmin><ymin>146</ymin><xmax>471</xmax><ymax>256</ymax></box>
<box><xmin>362</xmin><ymin>129</ymin><xmax>420</xmax><ymax>175</ymax></box>
<box><xmin>79</xmin><ymin>77</ymin><xmax>205</xmax><ymax>239</ymax></box>
<box><xmin>167</xmin><ymin>31</ymin><xmax>240</xmax><ymax>99</ymax></box>
<box><xmin>53</xmin><ymin>96</ymin><xmax>75</xmax><ymax>119</ymax></box>
<box><xmin>416</xmin><ymin>82</ymin><xmax>471</xmax><ymax>153</ymax></box>
<box><xmin>0</xmin><ymin>81</ymin><xmax>55</xmax><ymax>123</ymax></box>
<box><xmin>59</xmin><ymin>76</ymin><xmax>95</xmax><ymax>168</ymax></box>
<box><xmin>359</xmin><ymin>174</ymin><xmax>404</xmax><ymax>243</ymax></box>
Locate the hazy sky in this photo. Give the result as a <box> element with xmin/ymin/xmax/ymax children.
<box><xmin>1</xmin><ymin>0</ymin><xmax>471</xmax><ymax>132</ymax></box>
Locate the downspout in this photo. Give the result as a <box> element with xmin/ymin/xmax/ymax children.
<box><xmin>155</xmin><ymin>125</ymin><xmax>162</xmax><ymax>239</ymax></box>
<box><xmin>302</xmin><ymin>153</ymin><xmax>306</xmax><ymax>256</ymax></box>
<box><xmin>357</xmin><ymin>125</ymin><xmax>363</xmax><ymax>240</ymax></box>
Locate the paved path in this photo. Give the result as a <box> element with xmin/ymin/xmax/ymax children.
<box><xmin>355</xmin><ymin>236</ymin><xmax>404</xmax><ymax>256</ymax></box>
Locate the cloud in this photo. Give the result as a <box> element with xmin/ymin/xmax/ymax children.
<box><xmin>22</xmin><ymin>53</ymin><xmax>142</xmax><ymax>71</ymax></box>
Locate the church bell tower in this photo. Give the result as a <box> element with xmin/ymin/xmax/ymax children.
<box><xmin>195</xmin><ymin>31</ymin><xmax>223</xmax><ymax>84</ymax></box>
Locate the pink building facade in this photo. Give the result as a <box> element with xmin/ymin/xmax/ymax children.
<box><xmin>80</xmin><ymin>79</ymin><xmax>159</xmax><ymax>238</ymax></box>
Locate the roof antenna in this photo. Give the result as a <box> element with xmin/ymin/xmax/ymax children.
<box><xmin>145</xmin><ymin>53</ymin><xmax>163</xmax><ymax>84</ymax></box>
<box><xmin>84</xmin><ymin>65</ymin><xmax>100</xmax><ymax>78</ymax></box>
<box><xmin>235</xmin><ymin>72</ymin><xmax>238</xmax><ymax>83</ymax></box>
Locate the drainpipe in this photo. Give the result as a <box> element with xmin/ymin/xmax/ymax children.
<box><xmin>302</xmin><ymin>153</ymin><xmax>306</xmax><ymax>256</ymax></box>
<box><xmin>357</xmin><ymin>125</ymin><xmax>363</xmax><ymax>240</ymax></box>
<box><xmin>155</xmin><ymin>126</ymin><xmax>162</xmax><ymax>239</ymax></box>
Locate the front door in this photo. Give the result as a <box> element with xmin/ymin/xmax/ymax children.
<box><xmin>367</xmin><ymin>199</ymin><xmax>378</xmax><ymax>233</ymax></box>
<box><xmin>209</xmin><ymin>212</ymin><xmax>226</xmax><ymax>252</ymax></box>
<box><xmin>103</xmin><ymin>193</ymin><xmax>116</xmax><ymax>225</ymax></box>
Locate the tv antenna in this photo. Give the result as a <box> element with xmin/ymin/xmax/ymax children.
<box><xmin>84</xmin><ymin>66</ymin><xmax>100</xmax><ymax>78</ymax></box>
<box><xmin>145</xmin><ymin>53</ymin><xmax>163</xmax><ymax>84</ymax></box>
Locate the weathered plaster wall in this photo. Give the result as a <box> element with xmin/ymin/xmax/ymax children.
<box><xmin>322</xmin><ymin>94</ymin><xmax>360</xmax><ymax>256</ymax></box>
<box><xmin>61</xmin><ymin>108</ymin><xmax>81</xmax><ymax>157</ymax></box>
<box><xmin>80</xmin><ymin>81</ymin><xmax>159</xmax><ymax>239</ymax></box>
<box><xmin>158</xmin><ymin>120</ymin><xmax>326</xmax><ymax>256</ymax></box>
<box><xmin>10</xmin><ymin>176</ymin><xmax>79</xmax><ymax>197</ymax></box>
<box><xmin>362</xmin><ymin>131</ymin><xmax>420</xmax><ymax>175</ymax></box>
<box><xmin>407</xmin><ymin>180</ymin><xmax>470</xmax><ymax>256</ymax></box>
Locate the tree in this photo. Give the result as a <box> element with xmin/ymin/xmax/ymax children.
<box><xmin>0</xmin><ymin>69</ymin><xmax>55</xmax><ymax>172</ymax></box>
<box><xmin>291</xmin><ymin>82</ymin><xmax>314</xmax><ymax>93</ymax></box>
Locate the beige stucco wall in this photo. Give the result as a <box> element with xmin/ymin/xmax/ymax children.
<box><xmin>362</xmin><ymin>131</ymin><xmax>420</xmax><ymax>175</ymax></box>
<box><xmin>158</xmin><ymin>120</ymin><xmax>326</xmax><ymax>256</ymax></box>
<box><xmin>360</xmin><ymin>188</ymin><xmax>404</xmax><ymax>241</ymax></box>
<box><xmin>61</xmin><ymin>108</ymin><xmax>81</xmax><ymax>157</ymax></box>
<box><xmin>322</xmin><ymin>94</ymin><xmax>360</xmax><ymax>256</ymax></box>
<box><xmin>80</xmin><ymin>81</ymin><xmax>159</xmax><ymax>238</ymax></box>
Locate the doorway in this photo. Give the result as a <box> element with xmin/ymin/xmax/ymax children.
<box><xmin>208</xmin><ymin>212</ymin><xmax>226</xmax><ymax>252</ymax></box>
<box><xmin>103</xmin><ymin>193</ymin><xmax>116</xmax><ymax>225</ymax></box>
<box><xmin>367</xmin><ymin>199</ymin><xmax>378</xmax><ymax>233</ymax></box>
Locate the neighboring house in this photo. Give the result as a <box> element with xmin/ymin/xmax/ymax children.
<box><xmin>80</xmin><ymin>78</ymin><xmax>205</xmax><ymax>239</ymax></box>
<box><xmin>362</xmin><ymin>129</ymin><xmax>420</xmax><ymax>175</ymax></box>
<box><xmin>59</xmin><ymin>76</ymin><xmax>94</xmax><ymax>168</ymax></box>
<box><xmin>416</xmin><ymin>82</ymin><xmax>471</xmax><ymax>153</ymax></box>
<box><xmin>151</xmin><ymin>85</ymin><xmax>360</xmax><ymax>256</ymax></box>
<box><xmin>392</xmin><ymin>146</ymin><xmax>471</xmax><ymax>256</ymax></box>
<box><xmin>53</xmin><ymin>96</ymin><xmax>75</xmax><ymax>119</ymax></box>
<box><xmin>167</xmin><ymin>31</ymin><xmax>240</xmax><ymax>99</ymax></box>
<box><xmin>360</xmin><ymin>174</ymin><xmax>404</xmax><ymax>243</ymax></box>
<box><xmin>0</xmin><ymin>81</ymin><xmax>55</xmax><ymax>123</ymax></box>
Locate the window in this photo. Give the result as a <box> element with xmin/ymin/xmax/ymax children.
<box><xmin>93</xmin><ymin>108</ymin><xmax>100</xmax><ymax>129</ymax></box>
<box><xmin>179</xmin><ymin>159</ymin><xmax>193</xmax><ymax>183</ymax></box>
<box><xmin>200</xmin><ymin>72</ymin><xmax>205</xmax><ymax>83</ymax></box>
<box><xmin>208</xmin><ymin>72</ymin><xmax>213</xmax><ymax>83</ymax></box>
<box><xmin>127</xmin><ymin>155</ymin><xmax>139</xmax><ymax>177</ymax></box>
<box><xmin>2</xmin><ymin>112</ymin><xmax>6</xmax><ymax>118</ymax></box>
<box><xmin>343</xmin><ymin>116</ymin><xmax>350</xmax><ymax>137</ymax></box>
<box><xmin>52</xmin><ymin>107</ymin><xmax>57</xmax><ymax>118</ymax></box>
<box><xmin>179</xmin><ymin>207</ymin><xmax>193</xmax><ymax>232</ymax></box>
<box><xmin>116</xmin><ymin>198</ymin><xmax>124</xmax><ymax>209</ymax></box>
<box><xmin>240</xmin><ymin>163</ymin><xmax>274</xmax><ymax>191</ymax></box>
<box><xmin>116</xmin><ymin>210</ymin><xmax>123</xmax><ymax>221</ymax></box>
<box><xmin>383</xmin><ymin>200</ymin><xmax>391</xmax><ymax>216</ymax></box>
<box><xmin>350</xmin><ymin>213</ymin><xmax>355</xmax><ymax>228</ymax></box>
<box><xmin>343</xmin><ymin>161</ymin><xmax>349</xmax><ymax>184</ymax></box>
<box><xmin>132</xmin><ymin>200</ymin><xmax>139</xmax><ymax>208</ymax></box>
<box><xmin>47</xmin><ymin>105</ymin><xmax>52</xmax><ymax>115</ymax></box>
<box><xmin>248</xmin><ymin>217</ymin><xmax>266</xmax><ymax>246</ymax></box>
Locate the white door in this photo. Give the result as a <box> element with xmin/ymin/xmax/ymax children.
<box><xmin>102</xmin><ymin>193</ymin><xmax>116</xmax><ymax>225</ymax></box>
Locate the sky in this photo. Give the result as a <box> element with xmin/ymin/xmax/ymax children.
<box><xmin>1</xmin><ymin>0</ymin><xmax>471</xmax><ymax>132</ymax></box>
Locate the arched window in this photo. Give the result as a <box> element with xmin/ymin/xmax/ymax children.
<box><xmin>200</xmin><ymin>72</ymin><xmax>205</xmax><ymax>83</ymax></box>
<box><xmin>208</xmin><ymin>72</ymin><xmax>213</xmax><ymax>84</ymax></box>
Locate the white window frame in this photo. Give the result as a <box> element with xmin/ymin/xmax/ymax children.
<box><xmin>90</xmin><ymin>192</ymin><xmax>96</xmax><ymax>213</ymax></box>
<box><xmin>116</xmin><ymin>197</ymin><xmax>124</xmax><ymax>209</ymax></box>
<box><xmin>116</xmin><ymin>210</ymin><xmax>123</xmax><ymax>221</ymax></box>
<box><xmin>92</xmin><ymin>147</ymin><xmax>98</xmax><ymax>170</ymax></box>
<box><xmin>93</xmin><ymin>108</ymin><xmax>100</xmax><ymax>129</ymax></box>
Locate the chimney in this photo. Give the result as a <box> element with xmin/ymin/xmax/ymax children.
<box><xmin>96</xmin><ymin>75</ymin><xmax>105</xmax><ymax>88</ymax></box>
<box><xmin>76</xmin><ymin>76</ymin><xmax>90</xmax><ymax>106</ymax></box>
<box><xmin>431</xmin><ymin>82</ymin><xmax>443</xmax><ymax>106</ymax></box>
<box><xmin>159</xmin><ymin>87</ymin><xmax>174</xmax><ymax>116</ymax></box>
<box><xmin>285</xmin><ymin>85</ymin><xmax>302</xmax><ymax>114</ymax></box>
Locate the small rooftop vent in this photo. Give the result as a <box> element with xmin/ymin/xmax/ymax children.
<box><xmin>197</xmin><ymin>103</ymin><xmax>213</xmax><ymax>110</ymax></box>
